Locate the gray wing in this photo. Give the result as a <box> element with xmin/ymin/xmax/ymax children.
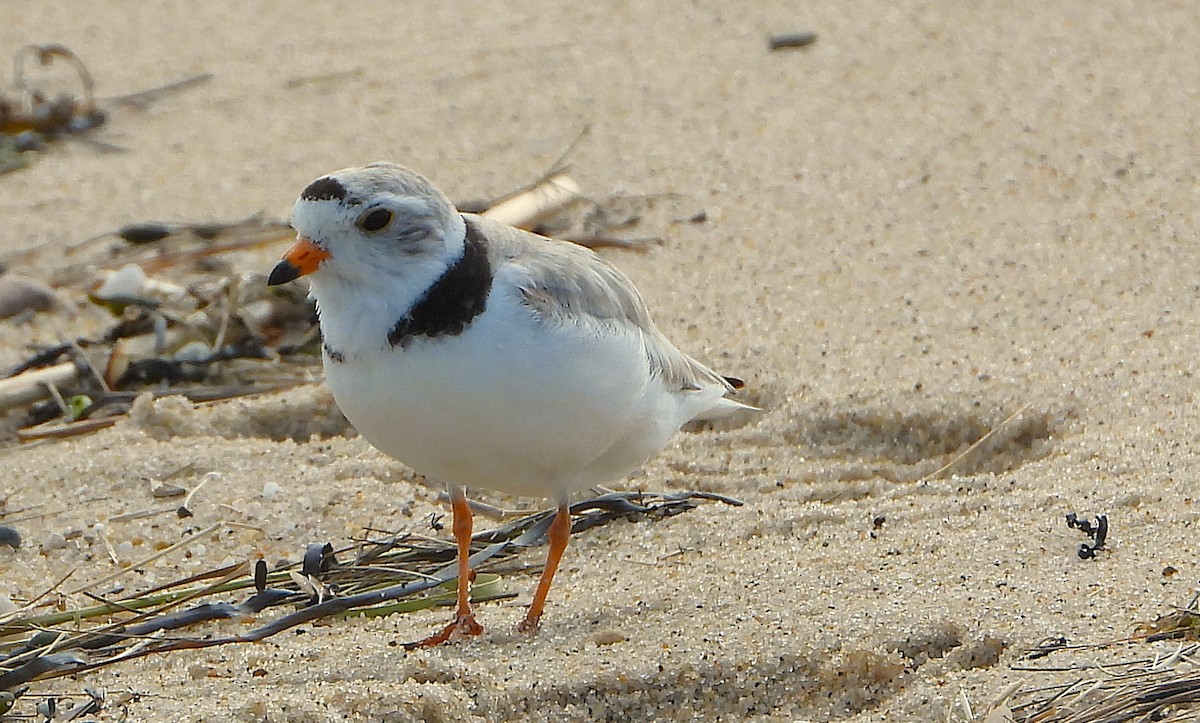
<box><xmin>465</xmin><ymin>213</ymin><xmax>736</xmax><ymax>396</ymax></box>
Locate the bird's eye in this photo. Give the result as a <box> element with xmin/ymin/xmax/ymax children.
<box><xmin>358</xmin><ymin>208</ymin><xmax>393</xmax><ymax>232</ymax></box>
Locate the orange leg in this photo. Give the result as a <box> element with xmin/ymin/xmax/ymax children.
<box><xmin>405</xmin><ymin>487</ymin><xmax>484</xmax><ymax>648</ymax></box>
<box><xmin>518</xmin><ymin>501</ymin><xmax>572</xmax><ymax>634</ymax></box>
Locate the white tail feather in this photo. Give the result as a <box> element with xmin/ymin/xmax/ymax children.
<box><xmin>689</xmin><ymin>396</ymin><xmax>760</xmax><ymax>422</ymax></box>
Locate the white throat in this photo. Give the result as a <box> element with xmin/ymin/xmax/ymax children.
<box><xmin>310</xmin><ymin>213</ymin><xmax>468</xmax><ymax>358</ymax></box>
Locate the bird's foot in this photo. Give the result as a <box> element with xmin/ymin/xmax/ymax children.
<box><xmin>403</xmin><ymin>613</ymin><xmax>484</xmax><ymax>649</ymax></box>
<box><xmin>516</xmin><ymin>614</ymin><xmax>542</xmax><ymax>635</ymax></box>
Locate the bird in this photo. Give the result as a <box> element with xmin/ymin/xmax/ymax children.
<box><xmin>267</xmin><ymin>162</ymin><xmax>754</xmax><ymax>646</ymax></box>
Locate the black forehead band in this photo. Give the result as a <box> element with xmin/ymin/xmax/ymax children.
<box><xmin>299</xmin><ymin>176</ymin><xmax>362</xmax><ymax>205</ymax></box>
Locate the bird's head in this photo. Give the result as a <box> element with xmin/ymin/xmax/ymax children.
<box><xmin>268</xmin><ymin>162</ymin><xmax>465</xmax><ymax>289</ymax></box>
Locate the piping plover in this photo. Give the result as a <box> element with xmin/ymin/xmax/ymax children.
<box><xmin>268</xmin><ymin>163</ymin><xmax>754</xmax><ymax>645</ymax></box>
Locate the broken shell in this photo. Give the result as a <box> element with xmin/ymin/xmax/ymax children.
<box><xmin>94</xmin><ymin>263</ymin><xmax>148</xmax><ymax>300</ymax></box>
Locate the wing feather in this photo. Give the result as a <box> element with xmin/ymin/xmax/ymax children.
<box><xmin>464</xmin><ymin>214</ymin><xmax>737</xmax><ymax>397</ymax></box>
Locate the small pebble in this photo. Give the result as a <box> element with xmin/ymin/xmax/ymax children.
<box><xmin>768</xmin><ymin>31</ymin><xmax>818</xmax><ymax>51</ymax></box>
<box><xmin>42</xmin><ymin>532</ymin><xmax>67</xmax><ymax>551</ymax></box>
<box><xmin>12</xmin><ymin>130</ymin><xmax>44</xmax><ymax>152</ymax></box>
<box><xmin>262</xmin><ymin>481</ymin><xmax>283</xmax><ymax>499</ymax></box>
<box><xmin>153</xmin><ymin>483</ymin><xmax>187</xmax><ymax>499</ymax></box>
<box><xmin>68</xmin><ymin>110</ymin><xmax>106</xmax><ymax>133</ymax></box>
<box><xmin>0</xmin><ymin>273</ymin><xmax>57</xmax><ymax>319</ymax></box>
<box><xmin>0</xmin><ymin>525</ymin><xmax>20</xmax><ymax>549</ymax></box>
<box><xmin>117</xmin><ymin>222</ymin><xmax>174</xmax><ymax>244</ymax></box>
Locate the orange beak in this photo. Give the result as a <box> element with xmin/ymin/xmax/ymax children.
<box><xmin>267</xmin><ymin>236</ymin><xmax>331</xmax><ymax>286</ymax></box>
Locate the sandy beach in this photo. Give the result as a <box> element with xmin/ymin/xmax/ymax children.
<box><xmin>3</xmin><ymin>2</ymin><xmax>1200</xmax><ymax>720</ymax></box>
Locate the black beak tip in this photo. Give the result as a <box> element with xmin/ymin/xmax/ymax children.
<box><xmin>267</xmin><ymin>260</ymin><xmax>301</xmax><ymax>286</ymax></box>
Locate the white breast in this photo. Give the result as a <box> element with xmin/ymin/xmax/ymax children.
<box><xmin>322</xmin><ymin>286</ymin><xmax>687</xmax><ymax>499</ymax></box>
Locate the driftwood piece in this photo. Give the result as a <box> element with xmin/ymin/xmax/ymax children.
<box><xmin>0</xmin><ymin>362</ymin><xmax>77</xmax><ymax>411</ymax></box>
<box><xmin>480</xmin><ymin>174</ymin><xmax>581</xmax><ymax>230</ymax></box>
